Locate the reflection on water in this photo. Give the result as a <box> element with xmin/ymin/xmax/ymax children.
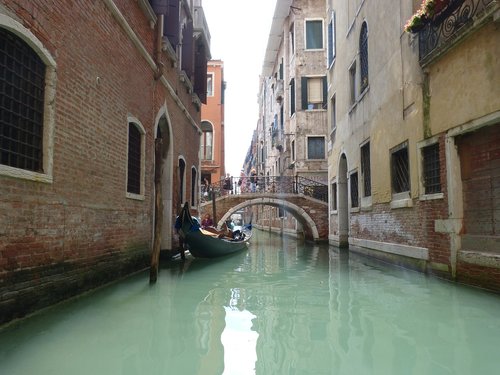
<box><xmin>1</xmin><ymin>230</ymin><xmax>500</xmax><ymax>375</ymax></box>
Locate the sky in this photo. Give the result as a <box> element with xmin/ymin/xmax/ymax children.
<box><xmin>202</xmin><ymin>0</ymin><xmax>277</xmax><ymax>178</ymax></box>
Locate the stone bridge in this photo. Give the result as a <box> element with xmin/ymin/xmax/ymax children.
<box><xmin>199</xmin><ymin>193</ymin><xmax>329</xmax><ymax>242</ymax></box>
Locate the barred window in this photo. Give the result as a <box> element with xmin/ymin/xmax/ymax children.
<box><xmin>350</xmin><ymin>172</ymin><xmax>359</xmax><ymax>208</ymax></box>
<box><xmin>307</xmin><ymin>136</ymin><xmax>325</xmax><ymax>160</ymax></box>
<box><xmin>179</xmin><ymin>158</ymin><xmax>186</xmax><ymax>204</ymax></box>
<box><xmin>359</xmin><ymin>22</ymin><xmax>369</xmax><ymax>92</ymax></box>
<box><xmin>361</xmin><ymin>142</ymin><xmax>371</xmax><ymax>197</ymax></box>
<box><xmin>191</xmin><ymin>167</ymin><xmax>197</xmax><ymax>207</ymax></box>
<box><xmin>331</xmin><ymin>182</ymin><xmax>337</xmax><ymax>211</ymax></box>
<box><xmin>391</xmin><ymin>144</ymin><xmax>410</xmax><ymax>193</ymax></box>
<box><xmin>422</xmin><ymin>143</ymin><xmax>441</xmax><ymax>194</ymax></box>
<box><xmin>127</xmin><ymin>123</ymin><xmax>142</xmax><ymax>195</ymax></box>
<box><xmin>0</xmin><ymin>27</ymin><xmax>45</xmax><ymax>172</ymax></box>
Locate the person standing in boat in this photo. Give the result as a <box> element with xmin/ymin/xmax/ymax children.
<box><xmin>174</xmin><ymin>215</ymin><xmax>186</xmax><ymax>260</ymax></box>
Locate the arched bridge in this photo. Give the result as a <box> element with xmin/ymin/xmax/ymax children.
<box><xmin>199</xmin><ymin>176</ymin><xmax>329</xmax><ymax>242</ymax></box>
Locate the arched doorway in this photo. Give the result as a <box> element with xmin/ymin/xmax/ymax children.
<box><xmin>338</xmin><ymin>154</ymin><xmax>349</xmax><ymax>248</ymax></box>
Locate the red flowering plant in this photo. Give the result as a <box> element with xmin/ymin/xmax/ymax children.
<box><xmin>404</xmin><ymin>0</ymin><xmax>449</xmax><ymax>33</ymax></box>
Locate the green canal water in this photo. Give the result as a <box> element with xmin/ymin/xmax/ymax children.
<box><xmin>1</xmin><ymin>230</ymin><xmax>500</xmax><ymax>375</ymax></box>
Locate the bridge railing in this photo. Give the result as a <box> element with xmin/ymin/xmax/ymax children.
<box><xmin>201</xmin><ymin>175</ymin><xmax>328</xmax><ymax>203</ymax></box>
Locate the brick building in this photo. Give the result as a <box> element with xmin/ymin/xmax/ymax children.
<box><xmin>0</xmin><ymin>0</ymin><xmax>211</xmax><ymax>324</ymax></box>
<box><xmin>327</xmin><ymin>0</ymin><xmax>500</xmax><ymax>291</ymax></box>
<box><xmin>200</xmin><ymin>59</ymin><xmax>226</xmax><ymax>187</ymax></box>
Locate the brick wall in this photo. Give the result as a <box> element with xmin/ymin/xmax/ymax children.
<box><xmin>0</xmin><ymin>1</ymin><xmax>202</xmax><ymax>324</ymax></box>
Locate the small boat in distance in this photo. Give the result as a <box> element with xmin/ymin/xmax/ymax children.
<box><xmin>177</xmin><ymin>203</ymin><xmax>252</xmax><ymax>258</ymax></box>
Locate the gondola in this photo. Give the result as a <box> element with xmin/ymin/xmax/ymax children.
<box><xmin>177</xmin><ymin>203</ymin><xmax>252</xmax><ymax>258</ymax></box>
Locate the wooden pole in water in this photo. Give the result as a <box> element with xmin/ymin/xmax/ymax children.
<box><xmin>211</xmin><ymin>189</ymin><xmax>217</xmax><ymax>227</ymax></box>
<box><xmin>150</xmin><ymin>138</ymin><xmax>164</xmax><ymax>283</ymax></box>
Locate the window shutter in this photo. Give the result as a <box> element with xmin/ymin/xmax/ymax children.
<box><xmin>301</xmin><ymin>77</ymin><xmax>308</xmax><ymax>110</ymax></box>
<box><xmin>165</xmin><ymin>0</ymin><xmax>180</xmax><ymax>47</ymax></box>
<box><xmin>194</xmin><ymin>43</ymin><xmax>207</xmax><ymax>103</ymax></box>
<box><xmin>150</xmin><ymin>0</ymin><xmax>169</xmax><ymax>15</ymax></box>
<box><xmin>181</xmin><ymin>21</ymin><xmax>194</xmax><ymax>79</ymax></box>
<box><xmin>322</xmin><ymin>76</ymin><xmax>327</xmax><ymax>107</ymax></box>
<box><xmin>308</xmin><ymin>78</ymin><xmax>322</xmax><ymax>103</ymax></box>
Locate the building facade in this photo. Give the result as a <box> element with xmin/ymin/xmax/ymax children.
<box><xmin>327</xmin><ymin>0</ymin><xmax>500</xmax><ymax>291</ymax></box>
<box><xmin>0</xmin><ymin>0</ymin><xmax>211</xmax><ymax>324</ymax></box>
<box><xmin>200</xmin><ymin>59</ymin><xmax>226</xmax><ymax>187</ymax></box>
<box><xmin>250</xmin><ymin>0</ymin><xmax>329</xmax><ymax>236</ymax></box>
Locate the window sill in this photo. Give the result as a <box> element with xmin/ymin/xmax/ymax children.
<box><xmin>348</xmin><ymin>85</ymin><xmax>370</xmax><ymax>114</ymax></box>
<box><xmin>126</xmin><ymin>192</ymin><xmax>145</xmax><ymax>201</ymax></box>
<box><xmin>351</xmin><ymin>207</ymin><xmax>360</xmax><ymax>213</ymax></box>
<box><xmin>419</xmin><ymin>192</ymin><xmax>444</xmax><ymax>201</ymax></box>
<box><xmin>0</xmin><ymin>165</ymin><xmax>53</xmax><ymax>184</ymax></box>
<box><xmin>330</xmin><ymin>210</ymin><xmax>338</xmax><ymax>215</ymax></box>
<box><xmin>361</xmin><ymin>196</ymin><xmax>372</xmax><ymax>211</ymax></box>
<box><xmin>390</xmin><ymin>194</ymin><xmax>413</xmax><ymax>209</ymax></box>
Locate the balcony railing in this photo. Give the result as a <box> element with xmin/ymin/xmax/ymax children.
<box><xmin>201</xmin><ymin>175</ymin><xmax>328</xmax><ymax>203</ymax></box>
<box><xmin>418</xmin><ymin>0</ymin><xmax>496</xmax><ymax>65</ymax></box>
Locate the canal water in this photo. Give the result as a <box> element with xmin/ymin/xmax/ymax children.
<box><xmin>1</xmin><ymin>230</ymin><xmax>499</xmax><ymax>375</ymax></box>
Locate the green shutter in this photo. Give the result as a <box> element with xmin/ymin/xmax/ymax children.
<box><xmin>301</xmin><ymin>77</ymin><xmax>308</xmax><ymax>110</ymax></box>
<box><xmin>322</xmin><ymin>76</ymin><xmax>328</xmax><ymax>107</ymax></box>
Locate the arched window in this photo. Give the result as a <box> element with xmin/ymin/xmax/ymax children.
<box><xmin>127</xmin><ymin>120</ymin><xmax>145</xmax><ymax>197</ymax></box>
<box><xmin>359</xmin><ymin>22</ymin><xmax>369</xmax><ymax>92</ymax></box>
<box><xmin>0</xmin><ymin>27</ymin><xmax>45</xmax><ymax>172</ymax></box>
<box><xmin>201</xmin><ymin>121</ymin><xmax>213</xmax><ymax>160</ymax></box>
<box><xmin>191</xmin><ymin>167</ymin><xmax>197</xmax><ymax>207</ymax></box>
<box><xmin>179</xmin><ymin>158</ymin><xmax>186</xmax><ymax>205</ymax></box>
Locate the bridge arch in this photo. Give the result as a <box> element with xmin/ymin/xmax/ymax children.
<box><xmin>217</xmin><ymin>197</ymin><xmax>320</xmax><ymax>241</ymax></box>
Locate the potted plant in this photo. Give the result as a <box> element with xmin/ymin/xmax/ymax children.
<box><xmin>404</xmin><ymin>0</ymin><xmax>450</xmax><ymax>33</ymax></box>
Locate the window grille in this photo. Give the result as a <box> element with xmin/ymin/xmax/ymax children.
<box><xmin>307</xmin><ymin>137</ymin><xmax>325</xmax><ymax>160</ymax></box>
<box><xmin>179</xmin><ymin>158</ymin><xmax>186</xmax><ymax>204</ymax></box>
<box><xmin>361</xmin><ymin>142</ymin><xmax>371</xmax><ymax>197</ymax></box>
<box><xmin>331</xmin><ymin>182</ymin><xmax>337</xmax><ymax>210</ymax></box>
<box><xmin>191</xmin><ymin>167</ymin><xmax>197</xmax><ymax>206</ymax></box>
<box><xmin>350</xmin><ymin>172</ymin><xmax>359</xmax><ymax>208</ymax></box>
<box><xmin>0</xmin><ymin>28</ymin><xmax>45</xmax><ymax>172</ymax></box>
<box><xmin>127</xmin><ymin>123</ymin><xmax>141</xmax><ymax>194</ymax></box>
<box><xmin>359</xmin><ymin>22</ymin><xmax>369</xmax><ymax>92</ymax></box>
<box><xmin>422</xmin><ymin>143</ymin><xmax>441</xmax><ymax>194</ymax></box>
<box><xmin>391</xmin><ymin>145</ymin><xmax>410</xmax><ymax>193</ymax></box>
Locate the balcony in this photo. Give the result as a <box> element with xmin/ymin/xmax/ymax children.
<box><xmin>193</xmin><ymin>5</ymin><xmax>211</xmax><ymax>52</ymax></box>
<box><xmin>418</xmin><ymin>0</ymin><xmax>498</xmax><ymax>66</ymax></box>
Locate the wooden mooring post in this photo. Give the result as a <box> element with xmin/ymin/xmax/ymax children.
<box><xmin>150</xmin><ymin>138</ymin><xmax>164</xmax><ymax>283</ymax></box>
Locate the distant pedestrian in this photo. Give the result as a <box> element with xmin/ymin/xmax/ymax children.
<box><xmin>250</xmin><ymin>169</ymin><xmax>257</xmax><ymax>193</ymax></box>
<box><xmin>223</xmin><ymin>173</ymin><xmax>232</xmax><ymax>195</ymax></box>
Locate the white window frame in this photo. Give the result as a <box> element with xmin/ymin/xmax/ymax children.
<box><xmin>126</xmin><ymin>117</ymin><xmax>146</xmax><ymax>200</ymax></box>
<box><xmin>304</xmin><ymin>18</ymin><xmax>325</xmax><ymax>51</ymax></box>
<box><xmin>207</xmin><ymin>73</ymin><xmax>214</xmax><ymax>97</ymax></box>
<box><xmin>306</xmin><ymin>135</ymin><xmax>326</xmax><ymax>160</ymax></box>
<box><xmin>0</xmin><ymin>15</ymin><xmax>57</xmax><ymax>184</ymax></box>
<box><xmin>327</xmin><ymin>10</ymin><xmax>336</xmax><ymax>69</ymax></box>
